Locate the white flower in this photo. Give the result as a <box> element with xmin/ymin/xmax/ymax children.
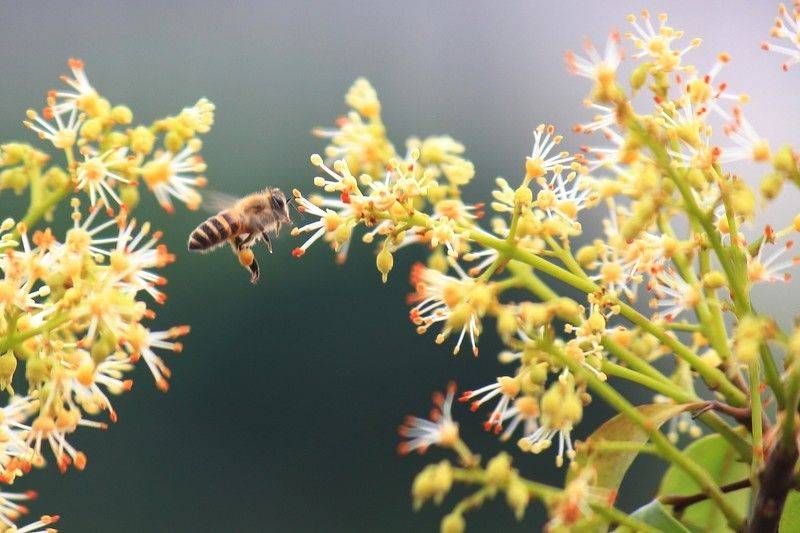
<box><xmin>625</xmin><ymin>10</ymin><xmax>700</xmax><ymax>71</ymax></box>
<box><xmin>140</xmin><ymin>139</ymin><xmax>207</xmax><ymax>212</ymax></box>
<box><xmin>23</xmin><ymin>107</ymin><xmax>83</xmax><ymax>150</ymax></box>
<box><xmin>408</xmin><ymin>261</ymin><xmax>490</xmax><ymax>356</ymax></box>
<box><xmin>75</xmin><ymin>148</ymin><xmax>132</xmax><ymax>210</ymax></box>
<box><xmin>720</xmin><ymin>107</ymin><xmax>771</xmax><ymax>163</ymax></box>
<box><xmin>524</xmin><ymin>124</ymin><xmax>573</xmax><ymax>180</ymax></box>
<box><xmin>762</xmin><ymin>3</ymin><xmax>800</xmax><ymax>71</ymax></box>
<box><xmin>647</xmin><ymin>266</ymin><xmax>701</xmax><ymax>321</ymax></box>
<box><xmin>459</xmin><ymin>376</ymin><xmax>520</xmax><ymax>434</ymax></box>
<box><xmin>747</xmin><ymin>229</ymin><xmax>799</xmax><ymax>284</ymax></box>
<box><xmin>49</xmin><ymin>57</ymin><xmax>97</xmax><ymax>115</ymax></box>
<box><xmin>497</xmin><ymin>396</ymin><xmax>540</xmax><ymax>442</ymax></box>
<box><xmin>565</xmin><ymin>32</ymin><xmax>624</xmax><ymax>83</ymax></box>
<box><xmin>398</xmin><ymin>382</ymin><xmax>459</xmax><ymax>454</ymax></box>
<box><xmin>103</xmin><ymin>216</ymin><xmax>175</xmax><ymax>303</ymax></box>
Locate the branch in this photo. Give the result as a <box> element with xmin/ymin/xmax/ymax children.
<box><xmin>661</xmin><ymin>478</ymin><xmax>752</xmax><ymax>514</ymax></box>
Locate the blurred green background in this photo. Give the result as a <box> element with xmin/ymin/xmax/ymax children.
<box><xmin>1</xmin><ymin>1</ymin><xmax>798</xmax><ymax>530</ymax></box>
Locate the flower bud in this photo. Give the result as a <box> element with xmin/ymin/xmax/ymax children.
<box><xmin>101</xmin><ymin>131</ymin><xmax>129</xmax><ymax>151</ymax></box>
<box><xmin>0</xmin><ymin>351</ymin><xmax>17</xmax><ymax>393</ymax></box>
<box><xmin>485</xmin><ymin>452</ymin><xmax>513</xmax><ymax>487</ymax></box>
<box><xmin>427</xmin><ymin>248</ymin><xmax>449</xmax><ymax>273</ymax></box>
<box><xmin>496</xmin><ymin>307</ymin><xmax>518</xmax><ymax>341</ymax></box>
<box><xmin>702</xmin><ymin>270</ymin><xmax>726</xmax><ymax>290</ymax></box>
<box><xmin>506</xmin><ymin>475</ymin><xmax>530</xmax><ymax>520</ymax></box>
<box><xmin>0</xmin><ymin>168</ymin><xmax>29</xmax><ymax>194</ymax></box>
<box><xmin>514</xmin><ymin>185</ymin><xmax>533</xmax><ymax>208</ymax></box>
<box><xmin>91</xmin><ymin>333</ymin><xmax>117</xmax><ymax>364</ymax></box>
<box><xmin>530</xmin><ymin>362</ymin><xmax>548</xmax><ymax>385</ymax></box>
<box><xmin>411</xmin><ymin>467</ymin><xmax>436</xmax><ymax>510</ymax></box>
<box><xmin>442</xmin><ymin>160</ymin><xmax>475</xmax><ymax>187</ymax></box>
<box><xmin>377</xmin><ymin>247</ymin><xmax>394</xmax><ymax>283</ymax></box>
<box><xmin>630</xmin><ymin>62</ymin><xmax>649</xmax><ymax>92</ymax></box>
<box><xmin>431</xmin><ymin>460</ymin><xmax>453</xmax><ymax>502</ymax></box>
<box><xmin>760</xmin><ymin>172</ymin><xmax>784</xmax><ymax>200</ymax></box>
<box><xmin>774</xmin><ymin>144</ymin><xmax>797</xmax><ymax>174</ymax></box>
<box><xmin>440</xmin><ymin>513</ymin><xmax>465</xmax><ymax>533</ymax></box>
<box><xmin>164</xmin><ymin>130</ymin><xmax>184</xmax><ymax>153</ymax></box>
<box><xmin>550</xmin><ymin>297</ymin><xmax>580</xmax><ymax>321</ymax></box>
<box><xmin>575</xmin><ymin>245</ymin><xmax>598</xmax><ymax>266</ymax></box>
<box><xmin>80</xmin><ymin>118</ymin><xmax>104</xmax><ymax>141</ymax></box>
<box><xmin>25</xmin><ymin>357</ymin><xmax>50</xmax><ymax>386</ymax></box>
<box><xmin>119</xmin><ymin>184</ymin><xmax>140</xmax><ymax>210</ymax></box>
<box><xmin>130</xmin><ymin>126</ymin><xmax>156</xmax><ymax>155</ymax></box>
<box><xmin>586</xmin><ymin>310</ymin><xmax>606</xmax><ymax>333</ymax></box>
<box><xmin>111</xmin><ymin>105</ymin><xmax>133</xmax><ymax>125</ymax></box>
<box><xmin>0</xmin><ymin>143</ymin><xmax>32</xmax><ymax>166</ymax></box>
<box><xmin>700</xmin><ymin>349</ymin><xmax>722</xmax><ymax>368</ymax></box>
<box><xmin>729</xmin><ymin>182</ymin><xmax>756</xmax><ymax>219</ymax></box>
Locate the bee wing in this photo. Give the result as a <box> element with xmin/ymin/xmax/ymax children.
<box><xmin>200</xmin><ymin>190</ymin><xmax>241</xmax><ymax>214</ymax></box>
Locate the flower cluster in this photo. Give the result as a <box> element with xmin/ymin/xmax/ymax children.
<box><xmin>0</xmin><ymin>59</ymin><xmax>212</xmax><ymax>530</ymax></box>
<box><xmin>298</xmin><ymin>7</ymin><xmax>800</xmax><ymax>531</ymax></box>
<box><xmin>20</xmin><ymin>58</ymin><xmax>213</xmax><ymax>215</ymax></box>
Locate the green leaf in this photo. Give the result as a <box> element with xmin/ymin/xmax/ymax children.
<box><xmin>612</xmin><ymin>500</ymin><xmax>691</xmax><ymax>533</ymax></box>
<box><xmin>779</xmin><ymin>491</ymin><xmax>800</xmax><ymax>532</ymax></box>
<box><xmin>569</xmin><ymin>402</ymin><xmax>702</xmax><ymax>491</ymax></box>
<box><xmin>658</xmin><ymin>434</ymin><xmax>749</xmax><ymax>532</ymax></box>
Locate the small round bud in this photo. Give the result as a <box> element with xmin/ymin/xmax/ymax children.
<box><xmin>119</xmin><ymin>184</ymin><xmax>140</xmax><ymax>210</ymax></box>
<box><xmin>0</xmin><ymin>351</ymin><xmax>17</xmax><ymax>393</ymax></box>
<box><xmin>377</xmin><ymin>247</ymin><xmax>394</xmax><ymax>283</ymax></box>
<box><xmin>485</xmin><ymin>452</ymin><xmax>513</xmax><ymax>487</ymax></box>
<box><xmin>111</xmin><ymin>105</ymin><xmax>133</xmax><ymax>125</ymax></box>
<box><xmin>702</xmin><ymin>270</ymin><xmax>726</xmax><ymax>290</ymax></box>
<box><xmin>43</xmin><ymin>166</ymin><xmax>69</xmax><ymax>191</ymax></box>
<box><xmin>774</xmin><ymin>144</ymin><xmax>797</xmax><ymax>174</ymax></box>
<box><xmin>760</xmin><ymin>173</ymin><xmax>784</xmax><ymax>200</ymax></box>
<box><xmin>427</xmin><ymin>249</ymin><xmax>449</xmax><ymax>273</ymax></box>
<box><xmin>440</xmin><ymin>513</ymin><xmax>465</xmax><ymax>533</ymax></box>
<box><xmin>575</xmin><ymin>245</ymin><xmax>598</xmax><ymax>266</ymax></box>
<box><xmin>506</xmin><ymin>476</ymin><xmax>530</xmax><ymax>521</ymax></box>
<box><xmin>80</xmin><ymin>118</ymin><xmax>103</xmax><ymax>141</ymax></box>
<box><xmin>514</xmin><ymin>185</ymin><xmax>533</xmax><ymax>208</ymax></box>
<box><xmin>587</xmin><ymin>310</ymin><xmax>606</xmax><ymax>333</ymax></box>
<box><xmin>130</xmin><ymin>126</ymin><xmax>156</xmax><ymax>155</ymax></box>
<box><xmin>164</xmin><ymin>130</ymin><xmax>184</xmax><ymax>153</ymax></box>
<box><xmin>630</xmin><ymin>62</ymin><xmax>649</xmax><ymax>92</ymax></box>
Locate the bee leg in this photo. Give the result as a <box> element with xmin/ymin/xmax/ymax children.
<box><xmin>248</xmin><ymin>257</ymin><xmax>260</xmax><ymax>284</ymax></box>
<box><xmin>262</xmin><ymin>232</ymin><xmax>273</xmax><ymax>253</ymax></box>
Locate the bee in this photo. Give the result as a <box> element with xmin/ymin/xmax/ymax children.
<box><xmin>188</xmin><ymin>188</ymin><xmax>292</xmax><ymax>283</ymax></box>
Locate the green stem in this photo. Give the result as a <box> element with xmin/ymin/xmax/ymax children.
<box><xmin>508</xmin><ymin>261</ymin><xmax>751</xmax><ymax>460</ymax></box>
<box><xmin>592</xmin><ymin>504</ymin><xmax>661</xmax><ymax>533</ymax></box>
<box><xmin>550</xmin><ymin>342</ymin><xmax>745</xmax><ymax>530</ymax></box>
<box><xmin>749</xmin><ymin>360</ymin><xmax>763</xmax><ymax>493</ymax></box>
<box><xmin>0</xmin><ymin>313</ymin><xmax>69</xmax><ymax>353</ymax></box>
<box><xmin>459</xmin><ymin>222</ymin><xmax>746</xmax><ymax>403</ymax></box>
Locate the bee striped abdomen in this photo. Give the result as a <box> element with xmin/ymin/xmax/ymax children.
<box><xmin>188</xmin><ymin>211</ymin><xmax>241</xmax><ymax>251</ymax></box>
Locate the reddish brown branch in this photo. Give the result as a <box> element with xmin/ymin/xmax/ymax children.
<box><xmin>661</xmin><ymin>478</ymin><xmax>752</xmax><ymax>514</ymax></box>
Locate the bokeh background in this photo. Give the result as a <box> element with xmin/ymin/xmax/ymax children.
<box><xmin>1</xmin><ymin>1</ymin><xmax>799</xmax><ymax>531</ymax></box>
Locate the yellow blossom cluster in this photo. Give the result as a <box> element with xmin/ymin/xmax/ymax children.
<box><xmin>297</xmin><ymin>7</ymin><xmax>800</xmax><ymax>532</ymax></box>
<box><xmin>0</xmin><ymin>59</ymin><xmax>213</xmax><ymax>530</ymax></box>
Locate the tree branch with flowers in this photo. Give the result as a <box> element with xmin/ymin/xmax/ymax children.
<box><xmin>292</xmin><ymin>5</ymin><xmax>800</xmax><ymax>532</ymax></box>
<box><xmin>0</xmin><ymin>58</ymin><xmax>215</xmax><ymax>530</ymax></box>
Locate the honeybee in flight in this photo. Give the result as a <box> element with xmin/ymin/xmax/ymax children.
<box><xmin>188</xmin><ymin>188</ymin><xmax>292</xmax><ymax>283</ymax></box>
